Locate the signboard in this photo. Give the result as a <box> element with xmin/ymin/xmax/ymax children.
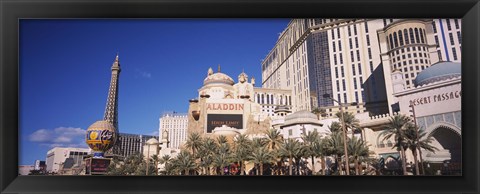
<box><xmin>85</xmin><ymin>158</ymin><xmax>111</xmax><ymax>175</ymax></box>
<box><xmin>207</xmin><ymin>114</ymin><xmax>243</xmax><ymax>133</ymax></box>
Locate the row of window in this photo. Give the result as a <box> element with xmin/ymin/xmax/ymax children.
<box><xmin>388</xmin><ymin>28</ymin><xmax>427</xmax><ymax>50</ymax></box>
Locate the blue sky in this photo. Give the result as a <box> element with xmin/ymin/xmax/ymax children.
<box><xmin>19</xmin><ymin>19</ymin><xmax>290</xmax><ymax>165</ymax></box>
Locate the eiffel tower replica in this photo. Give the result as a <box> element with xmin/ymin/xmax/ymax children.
<box><xmin>104</xmin><ymin>54</ymin><xmax>121</xmax><ymax>157</ymax></box>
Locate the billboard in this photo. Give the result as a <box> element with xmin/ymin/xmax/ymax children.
<box><xmin>207</xmin><ymin>114</ymin><xmax>243</xmax><ymax>133</ymax></box>
<box><xmin>85</xmin><ymin>158</ymin><xmax>111</xmax><ymax>175</ymax></box>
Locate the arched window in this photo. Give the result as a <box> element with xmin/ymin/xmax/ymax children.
<box><xmin>266</xmin><ymin>94</ymin><xmax>270</xmax><ymax>104</ymax></box>
<box><xmin>393</xmin><ymin>32</ymin><xmax>399</xmax><ymax>48</ymax></box>
<box><xmin>404</xmin><ymin>29</ymin><xmax>409</xmax><ymax>44</ymax></box>
<box><xmin>389</xmin><ymin>34</ymin><xmax>394</xmax><ymax>50</ymax></box>
<box><xmin>409</xmin><ymin>28</ymin><xmax>415</xmax><ymax>44</ymax></box>
<box><xmin>419</xmin><ymin>28</ymin><xmax>425</xmax><ymax>43</ymax></box>
<box><xmin>398</xmin><ymin>30</ymin><xmax>404</xmax><ymax>46</ymax></box>
<box><xmin>261</xmin><ymin>94</ymin><xmax>264</xmax><ymax>104</ymax></box>
<box><xmin>423</xmin><ymin>29</ymin><xmax>427</xmax><ymax>43</ymax></box>
<box><xmin>414</xmin><ymin>28</ymin><xmax>420</xmax><ymax>44</ymax></box>
<box><xmin>270</xmin><ymin>94</ymin><xmax>274</xmax><ymax>104</ymax></box>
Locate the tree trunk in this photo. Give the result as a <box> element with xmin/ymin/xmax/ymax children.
<box><xmin>418</xmin><ymin>148</ymin><xmax>425</xmax><ymax>175</ymax></box>
<box><xmin>337</xmin><ymin>155</ymin><xmax>343</xmax><ymax>175</ymax></box>
<box><xmin>400</xmin><ymin>146</ymin><xmax>407</xmax><ymax>175</ymax></box>
<box><xmin>412</xmin><ymin>149</ymin><xmax>420</xmax><ymax>175</ymax></box>
<box><xmin>289</xmin><ymin>157</ymin><xmax>293</xmax><ymax>175</ymax></box>
<box><xmin>355</xmin><ymin>158</ymin><xmax>359</xmax><ymax>175</ymax></box>
<box><xmin>240</xmin><ymin>161</ymin><xmax>245</xmax><ymax>175</ymax></box>
<box><xmin>321</xmin><ymin>157</ymin><xmax>326</xmax><ymax>175</ymax></box>
<box><xmin>260</xmin><ymin>164</ymin><xmax>264</xmax><ymax>175</ymax></box>
<box><xmin>311</xmin><ymin>156</ymin><xmax>316</xmax><ymax>175</ymax></box>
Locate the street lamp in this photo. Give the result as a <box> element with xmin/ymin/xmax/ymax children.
<box><xmin>323</xmin><ymin>93</ymin><xmax>350</xmax><ymax>175</ymax></box>
<box><xmin>409</xmin><ymin>104</ymin><xmax>424</xmax><ymax>175</ymax></box>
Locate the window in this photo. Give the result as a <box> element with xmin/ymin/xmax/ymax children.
<box><xmin>414</xmin><ymin>59</ymin><xmax>418</xmax><ymax>64</ymax></box>
<box><xmin>359</xmin><ymin>77</ymin><xmax>364</xmax><ymax>88</ymax></box>
<box><xmin>432</xmin><ymin>21</ymin><xmax>437</xmax><ymax>33</ymax></box>
<box><xmin>446</xmin><ymin>19</ymin><xmax>451</xmax><ymax>30</ymax></box>
<box><xmin>413</xmin><ymin>53</ymin><xmax>417</xmax><ymax>57</ymax></box>
<box><xmin>370</xmin><ymin>61</ymin><xmax>374</xmax><ymax>72</ymax></box>
<box><xmin>337</xmin><ymin>28</ymin><xmax>341</xmax><ymax>39</ymax></box>
<box><xmin>416</xmin><ymin>66</ymin><xmax>420</xmax><ymax>70</ymax></box>
<box><xmin>344</xmin><ymin>93</ymin><xmax>348</xmax><ymax>104</ymax></box>
<box><xmin>389</xmin><ymin>34</ymin><xmax>394</xmax><ymax>49</ymax></box>
<box><xmin>409</xmin><ymin>28</ymin><xmax>415</xmax><ymax>44</ymax></box>
<box><xmin>368</xmin><ymin>48</ymin><xmax>372</xmax><ymax>59</ymax></box>
<box><xmin>348</xmin><ymin>26</ymin><xmax>351</xmax><ymax>36</ymax></box>
<box><xmin>405</xmin><ymin>74</ymin><xmax>409</xmax><ymax>78</ymax></box>
<box><xmin>334</xmin><ymin>54</ymin><xmax>337</xmax><ymax>65</ymax></box>
<box><xmin>358</xmin><ymin>63</ymin><xmax>362</xmax><ymax>75</ymax></box>
<box><xmin>419</xmin><ymin>29</ymin><xmax>425</xmax><ymax>43</ymax></box>
<box><xmin>356</xmin><ymin>50</ymin><xmax>360</xmax><ymax>61</ymax></box>
<box><xmin>398</xmin><ymin>30</ymin><xmax>404</xmax><ymax>46</ymax></box>
<box><xmin>393</xmin><ymin>32</ymin><xmax>399</xmax><ymax>47</ymax></box>
<box><xmin>331</xmin><ymin>28</ymin><xmax>335</xmax><ymax>39</ymax></box>
<box><xmin>452</xmin><ymin>48</ymin><xmax>458</xmax><ymax>60</ymax></box>
<box><xmin>335</xmin><ymin>67</ymin><xmax>339</xmax><ymax>78</ymax></box>
<box><xmin>341</xmin><ymin>66</ymin><xmax>345</xmax><ymax>77</ymax></box>
<box><xmin>434</xmin><ymin>35</ymin><xmax>439</xmax><ymax>45</ymax></box>
<box><xmin>406</xmin><ymin>80</ymin><xmax>410</xmax><ymax>85</ymax></box>
<box><xmin>354</xmin><ymin>78</ymin><xmax>358</xmax><ymax>89</ymax></box>
<box><xmin>339</xmin><ymin>53</ymin><xmax>343</xmax><ymax>64</ymax></box>
<box><xmin>352</xmin><ymin>64</ymin><xmax>356</xmax><ymax>76</ymax></box>
<box><xmin>355</xmin><ymin>37</ymin><xmax>359</xmax><ymax>48</ymax></box>
<box><xmin>449</xmin><ymin>33</ymin><xmax>455</xmax><ymax>45</ymax></box>
<box><xmin>454</xmin><ymin>19</ymin><xmax>460</xmax><ymax>29</ymax></box>
<box><xmin>457</xmin><ymin>31</ymin><xmax>462</xmax><ymax>43</ymax></box>
<box><xmin>366</xmin><ymin>35</ymin><xmax>371</xmax><ymax>46</ymax></box>
<box><xmin>414</xmin><ymin>28</ymin><xmax>420</xmax><ymax>43</ymax></box>
<box><xmin>404</xmin><ymin>29</ymin><xmax>409</xmax><ymax>44</ymax></box>
<box><xmin>349</xmin><ymin>38</ymin><xmax>353</xmax><ymax>49</ymax></box>
<box><xmin>342</xmin><ymin>79</ymin><xmax>346</xmax><ymax>91</ymax></box>
<box><xmin>403</xmin><ymin>61</ymin><xmax>406</xmax><ymax>66</ymax></box>
<box><xmin>332</xmin><ymin>41</ymin><xmax>336</xmax><ymax>52</ymax></box>
<box><xmin>338</xmin><ymin>40</ymin><xmax>342</xmax><ymax>51</ymax></box>
<box><xmin>350</xmin><ymin>51</ymin><xmax>354</xmax><ymax>62</ymax></box>
<box><xmin>355</xmin><ymin>92</ymin><xmax>359</xmax><ymax>103</ymax></box>
<box><xmin>365</xmin><ymin>22</ymin><xmax>369</xmax><ymax>33</ymax></box>
<box><xmin>353</xmin><ymin>24</ymin><xmax>357</xmax><ymax>35</ymax></box>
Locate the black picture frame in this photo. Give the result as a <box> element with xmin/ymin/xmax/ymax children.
<box><xmin>1</xmin><ymin>0</ymin><xmax>479</xmax><ymax>193</ymax></box>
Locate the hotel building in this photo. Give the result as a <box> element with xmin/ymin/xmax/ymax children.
<box><xmin>115</xmin><ymin>133</ymin><xmax>158</xmax><ymax>158</ymax></box>
<box><xmin>261</xmin><ymin>19</ymin><xmax>461</xmax><ymax>117</ymax></box>
<box><xmin>45</xmin><ymin>147</ymin><xmax>90</xmax><ymax>173</ymax></box>
<box><xmin>159</xmin><ymin>112</ymin><xmax>188</xmax><ymax>149</ymax></box>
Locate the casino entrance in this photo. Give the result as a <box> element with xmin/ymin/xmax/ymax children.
<box><xmin>426</xmin><ymin>125</ymin><xmax>462</xmax><ymax>175</ymax></box>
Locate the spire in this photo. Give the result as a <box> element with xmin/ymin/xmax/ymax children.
<box><xmin>104</xmin><ymin>54</ymin><xmax>121</xmax><ymax>133</ymax></box>
<box><xmin>218</xmin><ymin>64</ymin><xmax>221</xmax><ymax>72</ymax></box>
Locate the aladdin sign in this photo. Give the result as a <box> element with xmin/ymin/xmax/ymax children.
<box><xmin>409</xmin><ymin>90</ymin><xmax>461</xmax><ymax>106</ymax></box>
<box><xmin>206</xmin><ymin>103</ymin><xmax>244</xmax><ymax>111</ymax></box>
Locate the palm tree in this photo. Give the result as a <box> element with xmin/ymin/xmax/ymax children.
<box><xmin>151</xmin><ymin>154</ymin><xmax>160</xmax><ymax>175</ymax></box>
<box><xmin>405</xmin><ymin>125</ymin><xmax>439</xmax><ymax>175</ymax></box>
<box><xmin>174</xmin><ymin>150</ymin><xmax>196</xmax><ymax>175</ymax></box>
<box><xmin>159</xmin><ymin>155</ymin><xmax>172</xmax><ymax>175</ymax></box>
<box><xmin>185</xmin><ymin>132</ymin><xmax>203</xmax><ymax>158</ymax></box>
<box><xmin>347</xmin><ymin>137</ymin><xmax>372</xmax><ymax>175</ymax></box>
<box><xmin>198</xmin><ymin>137</ymin><xmax>217</xmax><ymax>175</ymax></box>
<box><xmin>311</xmin><ymin>107</ymin><xmax>327</xmax><ymax>119</ymax></box>
<box><xmin>232</xmin><ymin>134</ymin><xmax>252</xmax><ymax>175</ymax></box>
<box><xmin>335</xmin><ymin>111</ymin><xmax>360</xmax><ymax>139</ymax></box>
<box><xmin>302</xmin><ymin>130</ymin><xmax>321</xmax><ymax>174</ymax></box>
<box><xmin>216</xmin><ymin>135</ymin><xmax>228</xmax><ymax>145</ymax></box>
<box><xmin>249</xmin><ymin>147</ymin><xmax>273</xmax><ymax>175</ymax></box>
<box><xmin>328</xmin><ymin>121</ymin><xmax>343</xmax><ymax>133</ymax></box>
<box><xmin>325</xmin><ymin>131</ymin><xmax>345</xmax><ymax>175</ymax></box>
<box><xmin>279</xmin><ymin>138</ymin><xmax>302</xmax><ymax>175</ymax></box>
<box><xmin>382</xmin><ymin>114</ymin><xmax>411</xmax><ymax>175</ymax></box>
<box><xmin>264</xmin><ymin>129</ymin><xmax>284</xmax><ymax>175</ymax></box>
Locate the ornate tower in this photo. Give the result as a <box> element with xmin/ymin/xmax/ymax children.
<box><xmin>104</xmin><ymin>54</ymin><xmax>121</xmax><ymax>132</ymax></box>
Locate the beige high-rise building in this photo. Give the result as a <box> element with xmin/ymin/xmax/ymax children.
<box><xmin>261</xmin><ymin>19</ymin><xmax>461</xmax><ymax>117</ymax></box>
<box><xmin>159</xmin><ymin>112</ymin><xmax>188</xmax><ymax>149</ymax></box>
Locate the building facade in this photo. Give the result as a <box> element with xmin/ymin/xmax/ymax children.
<box><xmin>45</xmin><ymin>147</ymin><xmax>90</xmax><ymax>173</ymax></box>
<box><xmin>261</xmin><ymin>19</ymin><xmax>461</xmax><ymax>117</ymax></box>
<box><xmin>159</xmin><ymin>112</ymin><xmax>188</xmax><ymax>149</ymax></box>
<box><xmin>116</xmin><ymin>133</ymin><xmax>158</xmax><ymax>158</ymax></box>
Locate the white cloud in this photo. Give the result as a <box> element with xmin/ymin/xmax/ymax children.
<box><xmin>135</xmin><ymin>69</ymin><xmax>152</xmax><ymax>79</ymax></box>
<box><xmin>29</xmin><ymin>127</ymin><xmax>88</xmax><ymax>148</ymax></box>
<box><xmin>148</xmin><ymin>130</ymin><xmax>159</xmax><ymax>136</ymax></box>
